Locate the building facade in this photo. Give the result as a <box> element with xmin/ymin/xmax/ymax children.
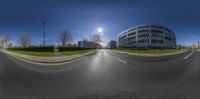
<box><xmin>117</xmin><ymin>24</ymin><xmax>176</xmax><ymax>49</ymax></box>
<box><xmin>0</xmin><ymin>37</ymin><xmax>12</xmax><ymax>49</ymax></box>
<box><xmin>106</xmin><ymin>40</ymin><xmax>117</xmax><ymax>49</ymax></box>
<box><xmin>78</xmin><ymin>40</ymin><xmax>101</xmax><ymax>48</ymax></box>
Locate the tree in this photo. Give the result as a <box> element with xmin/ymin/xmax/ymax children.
<box><xmin>19</xmin><ymin>33</ymin><xmax>32</xmax><ymax>47</ymax></box>
<box><xmin>59</xmin><ymin>28</ymin><xmax>72</xmax><ymax>46</ymax></box>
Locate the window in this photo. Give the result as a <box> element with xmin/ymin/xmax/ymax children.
<box><xmin>128</xmin><ymin>28</ymin><xmax>136</xmax><ymax>32</ymax></box>
<box><xmin>128</xmin><ymin>32</ymin><xmax>136</xmax><ymax>36</ymax></box>
<box><xmin>128</xmin><ymin>36</ymin><xmax>136</xmax><ymax>40</ymax></box>
<box><xmin>151</xmin><ymin>39</ymin><xmax>163</xmax><ymax>44</ymax></box>
<box><xmin>137</xmin><ymin>39</ymin><xmax>149</xmax><ymax>43</ymax></box>
<box><xmin>138</xmin><ymin>29</ymin><xmax>150</xmax><ymax>33</ymax></box>
<box><xmin>165</xmin><ymin>36</ymin><xmax>172</xmax><ymax>41</ymax></box>
<box><xmin>151</xmin><ymin>29</ymin><xmax>163</xmax><ymax>33</ymax></box>
<box><xmin>138</xmin><ymin>34</ymin><xmax>149</xmax><ymax>38</ymax></box>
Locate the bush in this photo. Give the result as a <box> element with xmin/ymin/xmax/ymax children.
<box><xmin>7</xmin><ymin>46</ymin><xmax>54</xmax><ymax>52</ymax></box>
<box><xmin>7</xmin><ymin>46</ymin><xmax>95</xmax><ymax>52</ymax></box>
<box><xmin>58</xmin><ymin>47</ymin><xmax>95</xmax><ymax>52</ymax></box>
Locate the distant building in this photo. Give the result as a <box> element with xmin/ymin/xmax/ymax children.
<box><xmin>78</xmin><ymin>40</ymin><xmax>101</xmax><ymax>48</ymax></box>
<box><xmin>117</xmin><ymin>24</ymin><xmax>176</xmax><ymax>49</ymax></box>
<box><xmin>0</xmin><ymin>38</ymin><xmax>12</xmax><ymax>49</ymax></box>
<box><xmin>106</xmin><ymin>40</ymin><xmax>117</xmax><ymax>49</ymax></box>
<box><xmin>191</xmin><ymin>43</ymin><xmax>198</xmax><ymax>49</ymax></box>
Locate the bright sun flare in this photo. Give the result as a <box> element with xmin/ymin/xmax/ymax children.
<box><xmin>97</xmin><ymin>28</ymin><xmax>103</xmax><ymax>33</ymax></box>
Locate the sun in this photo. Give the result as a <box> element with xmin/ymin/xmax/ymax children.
<box><xmin>97</xmin><ymin>28</ymin><xmax>103</xmax><ymax>33</ymax></box>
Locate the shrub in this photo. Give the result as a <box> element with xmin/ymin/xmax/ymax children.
<box><xmin>7</xmin><ymin>46</ymin><xmax>54</xmax><ymax>52</ymax></box>
<box><xmin>7</xmin><ymin>46</ymin><xmax>95</xmax><ymax>52</ymax></box>
<box><xmin>58</xmin><ymin>47</ymin><xmax>95</xmax><ymax>52</ymax></box>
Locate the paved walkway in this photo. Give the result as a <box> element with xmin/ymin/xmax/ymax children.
<box><xmin>1</xmin><ymin>50</ymin><xmax>96</xmax><ymax>63</ymax></box>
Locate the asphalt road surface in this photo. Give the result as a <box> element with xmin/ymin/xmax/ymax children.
<box><xmin>0</xmin><ymin>49</ymin><xmax>200</xmax><ymax>99</ymax></box>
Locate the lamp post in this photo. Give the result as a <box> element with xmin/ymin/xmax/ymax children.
<box><xmin>43</xmin><ymin>21</ymin><xmax>46</xmax><ymax>46</ymax></box>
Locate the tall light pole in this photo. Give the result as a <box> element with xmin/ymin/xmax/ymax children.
<box><xmin>43</xmin><ymin>21</ymin><xmax>46</xmax><ymax>46</ymax></box>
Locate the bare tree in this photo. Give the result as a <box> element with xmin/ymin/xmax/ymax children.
<box><xmin>19</xmin><ymin>33</ymin><xmax>32</xmax><ymax>47</ymax></box>
<box><xmin>59</xmin><ymin>28</ymin><xmax>72</xmax><ymax>46</ymax></box>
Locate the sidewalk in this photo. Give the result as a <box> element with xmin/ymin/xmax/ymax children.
<box><xmin>110</xmin><ymin>50</ymin><xmax>188</xmax><ymax>57</ymax></box>
<box><xmin>1</xmin><ymin>50</ymin><xmax>96</xmax><ymax>63</ymax></box>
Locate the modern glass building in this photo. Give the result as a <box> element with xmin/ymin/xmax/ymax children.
<box><xmin>117</xmin><ymin>24</ymin><xmax>176</xmax><ymax>49</ymax></box>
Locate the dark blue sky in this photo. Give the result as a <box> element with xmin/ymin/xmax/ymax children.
<box><xmin>0</xmin><ymin>0</ymin><xmax>200</xmax><ymax>46</ymax></box>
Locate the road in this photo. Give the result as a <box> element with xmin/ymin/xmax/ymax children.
<box><xmin>0</xmin><ymin>49</ymin><xmax>200</xmax><ymax>99</ymax></box>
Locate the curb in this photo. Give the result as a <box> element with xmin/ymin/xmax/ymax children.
<box><xmin>107</xmin><ymin>50</ymin><xmax>190</xmax><ymax>61</ymax></box>
<box><xmin>111</xmin><ymin>50</ymin><xmax>188</xmax><ymax>57</ymax></box>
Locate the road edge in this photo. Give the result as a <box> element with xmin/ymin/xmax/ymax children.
<box><xmin>107</xmin><ymin>49</ymin><xmax>190</xmax><ymax>61</ymax></box>
<box><xmin>0</xmin><ymin>50</ymin><xmax>97</xmax><ymax>64</ymax></box>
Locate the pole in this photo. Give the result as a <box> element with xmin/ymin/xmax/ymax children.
<box><xmin>43</xmin><ymin>21</ymin><xmax>46</xmax><ymax>46</ymax></box>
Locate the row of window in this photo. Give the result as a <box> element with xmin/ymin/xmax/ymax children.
<box><xmin>127</xmin><ymin>29</ymin><xmax>163</xmax><ymax>34</ymax></box>
<box><xmin>165</xmin><ymin>36</ymin><xmax>172</xmax><ymax>41</ymax></box>
<box><xmin>137</xmin><ymin>25</ymin><xmax>149</xmax><ymax>29</ymax></box>
<box><xmin>151</xmin><ymin>29</ymin><xmax>163</xmax><ymax>33</ymax></box>
<box><xmin>137</xmin><ymin>39</ymin><xmax>163</xmax><ymax>44</ymax></box>
<box><xmin>137</xmin><ymin>39</ymin><xmax>149</xmax><ymax>43</ymax></box>
<box><xmin>151</xmin><ymin>40</ymin><xmax>164</xmax><ymax>44</ymax></box>
<box><xmin>165</xmin><ymin>33</ymin><xmax>175</xmax><ymax>40</ymax></box>
<box><xmin>128</xmin><ymin>36</ymin><xmax>136</xmax><ymax>40</ymax></box>
<box><xmin>138</xmin><ymin>29</ymin><xmax>150</xmax><ymax>33</ymax></box>
<box><xmin>151</xmin><ymin>33</ymin><xmax>163</xmax><ymax>38</ymax></box>
<box><xmin>138</xmin><ymin>34</ymin><xmax>149</xmax><ymax>37</ymax></box>
<box><xmin>128</xmin><ymin>32</ymin><xmax>136</xmax><ymax>36</ymax></box>
<box><xmin>119</xmin><ymin>39</ymin><xmax>175</xmax><ymax>46</ymax></box>
<box><xmin>128</xmin><ymin>41</ymin><xmax>136</xmax><ymax>44</ymax></box>
<box><xmin>128</xmin><ymin>28</ymin><xmax>136</xmax><ymax>32</ymax></box>
<box><xmin>121</xmin><ymin>35</ymin><xmax>173</xmax><ymax>40</ymax></box>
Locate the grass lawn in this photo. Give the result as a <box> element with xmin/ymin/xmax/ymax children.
<box><xmin>61</xmin><ymin>50</ymin><xmax>95</xmax><ymax>56</ymax></box>
<box><xmin>10</xmin><ymin>51</ymin><xmax>56</xmax><ymax>57</ymax></box>
<box><xmin>112</xmin><ymin>49</ymin><xmax>182</xmax><ymax>54</ymax></box>
<box><xmin>9</xmin><ymin>50</ymin><xmax>95</xmax><ymax>57</ymax></box>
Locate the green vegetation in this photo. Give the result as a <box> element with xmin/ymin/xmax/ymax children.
<box><xmin>61</xmin><ymin>50</ymin><xmax>95</xmax><ymax>56</ymax></box>
<box><xmin>7</xmin><ymin>46</ymin><xmax>95</xmax><ymax>57</ymax></box>
<box><xmin>112</xmin><ymin>49</ymin><xmax>181</xmax><ymax>54</ymax></box>
<box><xmin>7</xmin><ymin>46</ymin><xmax>95</xmax><ymax>52</ymax></box>
<box><xmin>10</xmin><ymin>51</ymin><xmax>56</xmax><ymax>56</ymax></box>
<box><xmin>7</xmin><ymin>46</ymin><xmax>54</xmax><ymax>52</ymax></box>
<box><xmin>58</xmin><ymin>47</ymin><xmax>95</xmax><ymax>51</ymax></box>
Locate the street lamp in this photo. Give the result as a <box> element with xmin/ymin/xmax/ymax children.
<box><xmin>43</xmin><ymin>21</ymin><xmax>46</xmax><ymax>46</ymax></box>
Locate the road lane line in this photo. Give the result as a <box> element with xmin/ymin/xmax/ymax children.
<box><xmin>184</xmin><ymin>51</ymin><xmax>194</xmax><ymax>59</ymax></box>
<box><xmin>105</xmin><ymin>49</ymin><xmax>127</xmax><ymax>64</ymax></box>
<box><xmin>113</xmin><ymin>56</ymin><xmax>127</xmax><ymax>64</ymax></box>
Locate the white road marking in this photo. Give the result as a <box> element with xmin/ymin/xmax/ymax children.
<box><xmin>113</xmin><ymin>56</ymin><xmax>127</xmax><ymax>64</ymax></box>
<box><xmin>184</xmin><ymin>51</ymin><xmax>194</xmax><ymax>59</ymax></box>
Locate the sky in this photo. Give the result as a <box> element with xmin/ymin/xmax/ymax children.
<box><xmin>0</xmin><ymin>0</ymin><xmax>200</xmax><ymax>46</ymax></box>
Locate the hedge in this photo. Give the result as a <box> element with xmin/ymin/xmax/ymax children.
<box><xmin>58</xmin><ymin>47</ymin><xmax>95</xmax><ymax>52</ymax></box>
<box><xmin>7</xmin><ymin>46</ymin><xmax>54</xmax><ymax>52</ymax></box>
<box><xmin>7</xmin><ymin>46</ymin><xmax>95</xmax><ymax>52</ymax></box>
